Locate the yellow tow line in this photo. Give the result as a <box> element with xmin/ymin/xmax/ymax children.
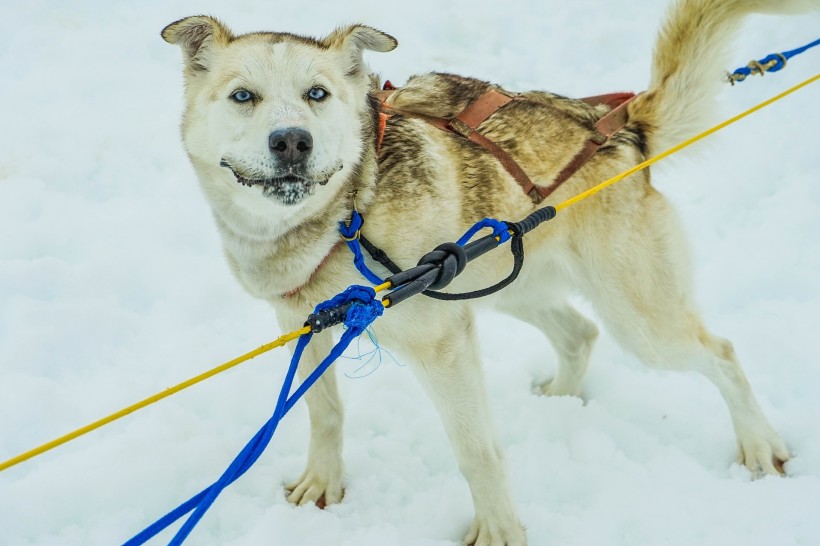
<box><xmin>1</xmin><ymin>72</ymin><xmax>817</xmax><ymax>474</ymax></box>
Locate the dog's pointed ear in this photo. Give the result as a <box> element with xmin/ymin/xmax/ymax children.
<box><xmin>161</xmin><ymin>16</ymin><xmax>233</xmax><ymax>71</ymax></box>
<box><xmin>324</xmin><ymin>25</ymin><xmax>398</xmax><ymax>53</ymax></box>
<box><xmin>323</xmin><ymin>25</ymin><xmax>397</xmax><ymax>74</ymax></box>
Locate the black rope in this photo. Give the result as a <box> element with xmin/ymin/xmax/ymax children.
<box><xmin>359</xmin><ymin>235</ymin><xmax>403</xmax><ymax>275</ymax></box>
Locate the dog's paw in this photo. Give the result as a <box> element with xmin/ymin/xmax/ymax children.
<box><xmin>736</xmin><ymin>428</ymin><xmax>791</xmax><ymax>477</ymax></box>
<box><xmin>285</xmin><ymin>467</ymin><xmax>344</xmax><ymax>508</ymax></box>
<box><xmin>464</xmin><ymin>516</ymin><xmax>526</xmax><ymax>546</ymax></box>
<box><xmin>531</xmin><ymin>377</ymin><xmax>581</xmax><ymax>398</ymax></box>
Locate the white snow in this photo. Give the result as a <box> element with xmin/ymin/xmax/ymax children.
<box><xmin>1</xmin><ymin>1</ymin><xmax>819</xmax><ymax>545</ymax></box>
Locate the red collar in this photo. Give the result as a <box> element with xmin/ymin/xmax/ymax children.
<box><xmin>282</xmin><ymin>240</ymin><xmax>344</xmax><ymax>299</ymax></box>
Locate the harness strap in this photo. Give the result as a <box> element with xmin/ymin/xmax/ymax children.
<box><xmin>543</xmin><ymin>92</ymin><xmax>635</xmax><ymax>197</ymax></box>
<box><xmin>580</xmin><ymin>92</ymin><xmax>636</xmax><ymax>109</ymax></box>
<box><xmin>376</xmin><ymin>111</ymin><xmax>391</xmax><ymax>153</ymax></box>
<box><xmin>445</xmin><ymin>90</ymin><xmax>540</xmax><ymax>201</ymax></box>
<box><xmin>379</xmin><ymin>89</ymin><xmax>539</xmax><ymax>200</ymax></box>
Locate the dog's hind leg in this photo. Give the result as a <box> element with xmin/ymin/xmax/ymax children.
<box><xmin>606</xmin><ymin>307</ymin><xmax>789</xmax><ymax>476</ymax></box>
<box><xmin>497</xmin><ymin>285</ymin><xmax>598</xmax><ymax>397</ymax></box>
<box><xmin>277</xmin><ymin>309</ymin><xmax>345</xmax><ymax>508</ymax></box>
<box><xmin>399</xmin><ymin>304</ymin><xmax>526</xmax><ymax>546</ymax></box>
<box><xmin>577</xmin><ymin>195</ymin><xmax>790</xmax><ymax>476</ymax></box>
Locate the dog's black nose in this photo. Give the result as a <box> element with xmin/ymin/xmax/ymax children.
<box><xmin>269</xmin><ymin>128</ymin><xmax>313</xmax><ymax>163</ymax></box>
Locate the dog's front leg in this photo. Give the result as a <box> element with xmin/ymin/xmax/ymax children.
<box><xmin>277</xmin><ymin>308</ymin><xmax>345</xmax><ymax>508</ymax></box>
<box><xmin>407</xmin><ymin>306</ymin><xmax>526</xmax><ymax>546</ymax></box>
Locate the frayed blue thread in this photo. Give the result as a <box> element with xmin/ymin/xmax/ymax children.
<box><xmin>341</xmin><ymin>327</ymin><xmax>403</xmax><ymax>379</ymax></box>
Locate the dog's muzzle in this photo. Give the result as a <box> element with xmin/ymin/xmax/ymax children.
<box><xmin>219</xmin><ymin>159</ymin><xmax>342</xmax><ymax>206</ymax></box>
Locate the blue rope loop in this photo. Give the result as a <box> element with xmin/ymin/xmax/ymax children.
<box><xmin>339</xmin><ymin>211</ymin><xmax>385</xmax><ymax>285</ymax></box>
<box><xmin>730</xmin><ymin>37</ymin><xmax>820</xmax><ymax>84</ymax></box>
<box><xmin>759</xmin><ymin>53</ymin><xmax>787</xmax><ymax>73</ymax></box>
<box><xmin>124</xmin><ymin>285</ymin><xmax>382</xmax><ymax>546</ymax></box>
<box><xmin>456</xmin><ymin>218</ymin><xmax>510</xmax><ymax>246</ymax></box>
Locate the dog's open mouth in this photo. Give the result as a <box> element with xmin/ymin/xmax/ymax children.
<box><xmin>220</xmin><ymin>160</ymin><xmax>325</xmax><ymax>206</ymax></box>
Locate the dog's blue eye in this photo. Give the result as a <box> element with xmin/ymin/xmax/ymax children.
<box><xmin>231</xmin><ymin>89</ymin><xmax>254</xmax><ymax>103</ymax></box>
<box><xmin>308</xmin><ymin>87</ymin><xmax>328</xmax><ymax>101</ymax></box>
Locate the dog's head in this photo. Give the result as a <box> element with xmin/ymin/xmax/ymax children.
<box><xmin>162</xmin><ymin>17</ymin><xmax>396</xmax><ymax>213</ymax></box>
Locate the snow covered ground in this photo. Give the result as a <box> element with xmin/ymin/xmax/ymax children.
<box><xmin>1</xmin><ymin>1</ymin><xmax>819</xmax><ymax>545</ymax></box>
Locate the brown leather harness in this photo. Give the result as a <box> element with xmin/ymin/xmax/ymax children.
<box><xmin>375</xmin><ymin>81</ymin><xmax>636</xmax><ymax>204</ymax></box>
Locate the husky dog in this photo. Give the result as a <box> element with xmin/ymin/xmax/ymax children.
<box><xmin>162</xmin><ymin>1</ymin><xmax>816</xmax><ymax>544</ymax></box>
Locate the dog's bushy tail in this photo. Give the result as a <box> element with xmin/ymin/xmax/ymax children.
<box><xmin>628</xmin><ymin>0</ymin><xmax>820</xmax><ymax>155</ymax></box>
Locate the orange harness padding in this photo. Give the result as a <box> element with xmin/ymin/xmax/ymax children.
<box><xmin>375</xmin><ymin>81</ymin><xmax>636</xmax><ymax>204</ymax></box>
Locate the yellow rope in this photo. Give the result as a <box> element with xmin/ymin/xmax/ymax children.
<box><xmin>554</xmin><ymin>72</ymin><xmax>819</xmax><ymax>212</ymax></box>
<box><xmin>1</xmin><ymin>74</ymin><xmax>815</xmax><ymax>474</ymax></box>
<box><xmin>373</xmin><ymin>281</ymin><xmax>393</xmax><ymax>293</ymax></box>
<box><xmin>0</xmin><ymin>327</ymin><xmax>310</xmax><ymax>473</ymax></box>
<box><xmin>0</xmin><ymin>282</ymin><xmax>396</xmax><ymax>473</ymax></box>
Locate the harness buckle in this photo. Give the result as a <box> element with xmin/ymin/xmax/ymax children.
<box><xmin>590</xmin><ymin>131</ymin><xmax>609</xmax><ymax>145</ymax></box>
<box><xmin>527</xmin><ymin>186</ymin><xmax>545</xmax><ymax>204</ymax></box>
<box><xmin>341</xmin><ymin>229</ymin><xmax>361</xmax><ymax>242</ymax></box>
<box><xmin>448</xmin><ymin>117</ymin><xmax>474</xmax><ymax>137</ymax></box>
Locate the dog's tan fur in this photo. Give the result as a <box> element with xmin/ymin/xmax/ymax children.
<box><xmin>163</xmin><ymin>1</ymin><xmax>817</xmax><ymax>544</ymax></box>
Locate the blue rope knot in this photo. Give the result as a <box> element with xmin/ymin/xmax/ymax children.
<box><xmin>729</xmin><ymin>38</ymin><xmax>820</xmax><ymax>84</ymax></box>
<box><xmin>758</xmin><ymin>53</ymin><xmax>787</xmax><ymax>73</ymax></box>
<box><xmin>316</xmin><ymin>285</ymin><xmax>384</xmax><ymax>331</ymax></box>
<box><xmin>316</xmin><ymin>284</ymin><xmax>374</xmax><ymax>311</ymax></box>
<box><xmin>345</xmin><ymin>299</ymin><xmax>384</xmax><ymax>330</ymax></box>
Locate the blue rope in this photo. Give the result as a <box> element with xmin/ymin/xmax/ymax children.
<box><xmin>730</xmin><ymin>38</ymin><xmax>820</xmax><ymax>83</ymax></box>
<box><xmin>123</xmin><ymin>285</ymin><xmax>383</xmax><ymax>546</ymax></box>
